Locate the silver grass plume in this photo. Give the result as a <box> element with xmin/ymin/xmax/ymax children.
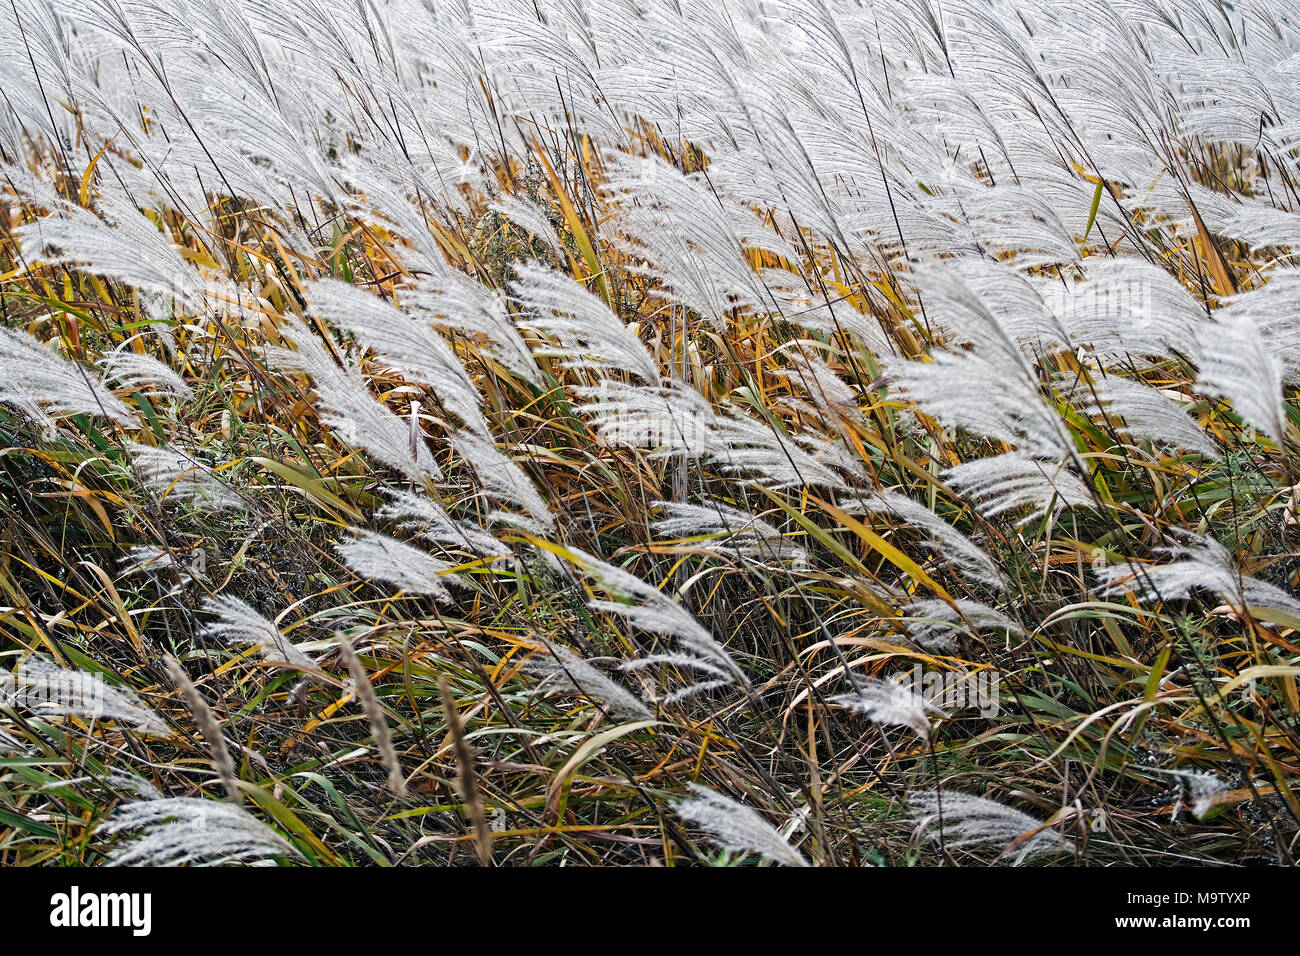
<box><xmin>576</xmin><ymin>379</ymin><xmax>718</xmax><ymax>459</ymax></box>
<box><xmin>335</xmin><ymin>529</ymin><xmax>463</xmax><ymax>603</ymax></box>
<box><xmin>652</xmin><ymin>499</ymin><xmax>807</xmax><ymax>567</ymax></box>
<box><xmin>1076</xmin><ymin>376</ymin><xmax>1218</xmax><ymax>458</ymax></box>
<box><xmin>118</xmin><ymin>545</ymin><xmax>208</xmax><ymax>594</ymax></box>
<box><xmin>405</xmin><ymin>273</ymin><xmax>543</xmax><ymax>388</ymax></box>
<box><xmin>375</xmin><ymin>489</ymin><xmax>511</xmax><ymax>558</ymax></box>
<box><xmin>830</xmin><ymin>675</ymin><xmax>941</xmax><ymax>738</ymax></box>
<box><xmin>774</xmin><ymin>349</ymin><xmax>862</xmax><ymax>428</ymax></box>
<box><xmin>119</xmin><ymin>547</ymin><xmax>180</xmax><ymax>577</ymax></box>
<box><xmin>901</xmin><ymin>599</ymin><xmax>1025</xmax><ymax>652</ymax></box>
<box><xmin>523</xmin><ymin>644</ymin><xmax>652</xmax><ymax>721</ymax></box>
<box><xmin>919</xmin><ymin>258</ymin><xmax>1067</xmax><ymax>350</ymax></box>
<box><xmin>1196</xmin><ymin>313</ymin><xmax>1287</xmax><ymax>446</ymax></box>
<box><xmin>1218</xmin><ymin>203</ymin><xmax>1300</xmax><ymax>253</ymax></box>
<box><xmin>908</xmin><ymin>790</ymin><xmax>1070</xmax><ymax>864</ymax></box>
<box><xmin>0</xmin><ymin>327</ymin><xmax>138</xmax><ymax>429</ymax></box>
<box><xmin>674</xmin><ymin>783</ymin><xmax>808</xmax><ymax>867</ymax></box>
<box><xmin>490</xmin><ymin>193</ymin><xmax>564</xmax><ymax>254</ymax></box>
<box><xmin>97</xmin><ymin>346</ymin><xmax>194</xmax><ymax>401</ymax></box>
<box><xmin>619</xmin><ymin>653</ymin><xmax>737</xmax><ymax>706</ymax></box>
<box><xmin>944</xmin><ymin>454</ymin><xmax>1095</xmax><ymax>526</ymax></box>
<box><xmin>755</xmin><ymin>268</ymin><xmax>891</xmax><ymax>355</ymax></box>
<box><xmin>598</xmin><ymin>150</ymin><xmax>786</xmax><ymax>327</ymax></box>
<box><xmin>268</xmin><ymin>318</ymin><xmax>442</xmax><ymax>482</ymax></box>
<box><xmin>893</xmin><ymin>350</ymin><xmax>1070</xmax><ymax>460</ymax></box>
<box><xmin>1156</xmin><ymin>769</ymin><xmax>1229</xmax><ymax>821</ymax></box>
<box><xmin>126</xmin><ymin>441</ymin><xmax>249</xmax><ymax>511</ymax></box>
<box><xmin>58</xmin><ymin>774</ymin><xmax>162</xmax><ymax>801</ymax></box>
<box><xmin>15</xmin><ymin>197</ymin><xmax>209</xmax><ymax>312</ymax></box>
<box><xmin>449</xmin><ymin>429</ymin><xmax>556</xmax><ymax>533</ymax></box>
<box><xmin>511</xmin><ymin>262</ymin><xmax>661</xmax><ymax>383</ymax></box>
<box><xmin>305</xmin><ymin>278</ymin><xmax>489</xmax><ymax>435</ymax></box>
<box><xmin>1096</xmin><ymin>533</ymin><xmax>1300</xmax><ymax>619</ymax></box>
<box><xmin>890</xmin><ymin>261</ymin><xmax>1073</xmax><ymax>459</ymax></box>
<box><xmin>1215</xmin><ymin>269</ymin><xmax>1300</xmax><ymax>379</ymax></box>
<box><xmin>845</xmin><ymin>491</ymin><xmax>1005</xmax><ymax>591</ymax></box>
<box><xmin>1039</xmin><ymin>258</ymin><xmax>1203</xmax><ymax>361</ymax></box>
<box><xmin>565</xmin><ymin>546</ymin><xmax>748</xmax><ymax>690</ymax></box>
<box><xmin>710</xmin><ymin>410</ymin><xmax>865</xmax><ymax>490</ymax></box>
<box><xmin>200</xmin><ymin>596</ymin><xmax>315</xmax><ymax>669</ymax></box>
<box><xmin>0</xmin><ymin>658</ymin><xmax>169</xmax><ymax>736</ymax></box>
<box><xmin>100</xmin><ymin>797</ymin><xmax>299</xmax><ymax>867</ymax></box>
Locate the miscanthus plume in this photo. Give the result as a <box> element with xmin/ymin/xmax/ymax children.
<box><xmin>674</xmin><ymin>784</ymin><xmax>808</xmax><ymax>867</ymax></box>
<box><xmin>908</xmin><ymin>791</ymin><xmax>1070</xmax><ymax>864</ymax></box>
<box><xmin>0</xmin><ymin>658</ymin><xmax>169</xmax><ymax>737</ymax></box>
<box><xmin>101</xmin><ymin>797</ymin><xmax>300</xmax><ymax>867</ymax></box>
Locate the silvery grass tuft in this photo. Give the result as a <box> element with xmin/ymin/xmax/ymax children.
<box><xmin>335</xmin><ymin>530</ymin><xmax>465</xmax><ymax>603</ymax></box>
<box><xmin>127</xmin><ymin>442</ymin><xmax>250</xmax><ymax>512</ymax></box>
<box><xmin>0</xmin><ymin>326</ymin><xmax>138</xmax><ymax>429</ymax></box>
<box><xmin>1096</xmin><ymin>533</ymin><xmax>1300</xmax><ymax>620</ymax></box>
<box><xmin>200</xmin><ymin>596</ymin><xmax>316</xmax><ymax>670</ymax></box>
<box><xmin>97</xmin><ymin>346</ymin><xmax>194</xmax><ymax>402</ymax></box>
<box><xmin>523</xmin><ymin>644</ymin><xmax>652</xmax><ymax>721</ymax></box>
<box><xmin>674</xmin><ymin>784</ymin><xmax>808</xmax><ymax>867</ymax></box>
<box><xmin>900</xmin><ymin>599</ymin><xmax>1025</xmax><ymax>653</ymax></box>
<box><xmin>908</xmin><ymin>791</ymin><xmax>1071</xmax><ymax>865</ymax></box>
<box><xmin>831</xmin><ymin>675</ymin><xmax>942</xmax><ymax>739</ymax></box>
<box><xmin>1157</xmin><ymin>770</ymin><xmax>1230</xmax><ymax>822</ymax></box>
<box><xmin>0</xmin><ymin>658</ymin><xmax>169</xmax><ymax>737</ymax></box>
<box><xmin>101</xmin><ymin>798</ymin><xmax>300</xmax><ymax>867</ymax></box>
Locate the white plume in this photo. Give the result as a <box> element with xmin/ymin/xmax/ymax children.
<box><xmin>830</xmin><ymin>675</ymin><xmax>940</xmax><ymax>738</ymax></box>
<box><xmin>674</xmin><ymin>783</ymin><xmax>808</xmax><ymax>867</ymax></box>
<box><xmin>335</xmin><ymin>529</ymin><xmax>463</xmax><ymax>603</ymax></box>
<box><xmin>908</xmin><ymin>790</ymin><xmax>1070</xmax><ymax>864</ymax></box>
<box><xmin>100</xmin><ymin>797</ymin><xmax>299</xmax><ymax>867</ymax></box>
<box><xmin>0</xmin><ymin>658</ymin><xmax>169</xmax><ymax>736</ymax></box>
<box><xmin>200</xmin><ymin>596</ymin><xmax>315</xmax><ymax>669</ymax></box>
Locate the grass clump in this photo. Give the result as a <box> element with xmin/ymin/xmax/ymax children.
<box><xmin>0</xmin><ymin>0</ymin><xmax>1299</xmax><ymax>867</ymax></box>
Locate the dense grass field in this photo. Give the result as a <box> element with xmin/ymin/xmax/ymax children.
<box><xmin>0</xmin><ymin>0</ymin><xmax>1298</xmax><ymax>866</ymax></box>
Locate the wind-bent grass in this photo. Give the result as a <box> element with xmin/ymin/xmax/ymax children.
<box><xmin>0</xmin><ymin>0</ymin><xmax>1298</xmax><ymax>867</ymax></box>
